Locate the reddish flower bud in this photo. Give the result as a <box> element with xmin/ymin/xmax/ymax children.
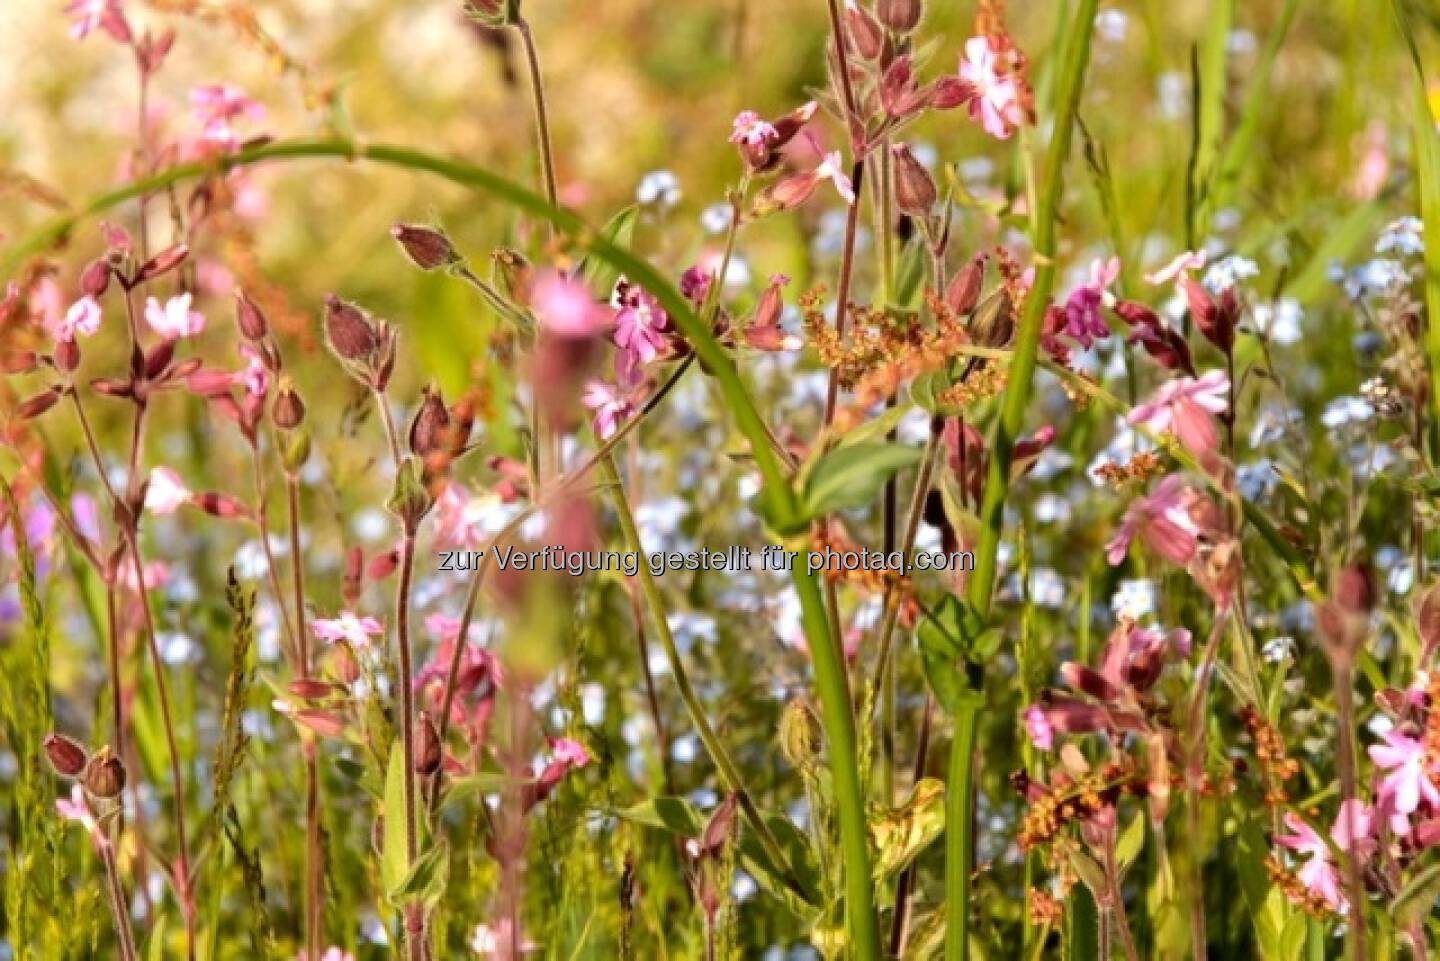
<box><xmin>134</xmin><ymin>244</ymin><xmax>189</xmax><ymax>284</ymax></box>
<box><xmin>329</xmin><ymin>643</ymin><xmax>361</xmax><ymax>685</ymax></box>
<box><xmin>54</xmin><ymin>338</ymin><xmax>81</xmax><ymax>373</ymax></box>
<box><xmin>408</xmin><ymin>385</ymin><xmax>451</xmax><ymax>459</ymax></box>
<box><xmin>44</xmin><ymin>733</ymin><xmax>89</xmax><ymax>777</ymax></box>
<box><xmin>1180</xmin><ymin>277</ymin><xmax>1236</xmax><ymax>355</ymax></box>
<box><xmin>1334</xmin><ymin>562</ymin><xmax>1375</xmax><ymax>617</ymax></box>
<box><xmin>367</xmin><ymin>549</ymin><xmax>400</xmax><ymax>581</ymax></box>
<box><xmin>877</xmin><ymin>0</ymin><xmax>922</xmax><ymax>32</ymax></box>
<box><xmin>90</xmin><ymin>377</ymin><xmax>134</xmax><ymax>398</ymax></box>
<box><xmin>342</xmin><ymin>546</ymin><xmax>364</xmax><ymax>606</ymax></box>
<box><xmin>931</xmin><ymin>77</ymin><xmax>969</xmax><ymax>111</ymax></box>
<box><xmin>392</xmin><ymin>224</ymin><xmax>460</xmax><ymax>271</ymax></box>
<box><xmin>879</xmin><ymin>56</ymin><xmax>931</xmax><ymax>118</ymax></box>
<box><xmin>891</xmin><ymin>143</ymin><xmax>936</xmax><ymax>218</ymax></box>
<box><xmin>234</xmin><ymin>289</ymin><xmax>268</xmax><ymax>341</ymax></box>
<box><xmin>844</xmin><ymin>2</ymin><xmax>884</xmax><ymax>60</ymax></box>
<box><xmin>80</xmin><ymin>258</ymin><xmax>112</xmax><ymax>298</ymax></box>
<box><xmin>294</xmin><ymin>709</ymin><xmax>345</xmax><ymax>739</ymax></box>
<box><xmin>82</xmin><ymin>745</ymin><xmax>126</xmax><ymax>799</ymax></box>
<box><xmin>18</xmin><ymin>389</ymin><xmax>60</xmax><ymax>420</ymax></box>
<box><xmin>323</xmin><ymin>294</ymin><xmax>378</xmax><ymax>363</ymax></box>
<box><xmin>288</xmin><ymin>679</ymin><xmax>338</xmax><ymax>701</ymax></box>
<box><xmin>413</xmin><ymin>710</ymin><xmax>442</xmax><ymax>775</ymax></box>
<box><xmin>144</xmin><ymin>340</ymin><xmax>176</xmax><ymax>380</ymax></box>
<box><xmin>945</xmin><ymin>254</ymin><xmax>986</xmax><ymax>316</ymax></box>
<box><xmin>194</xmin><ymin>491</ymin><xmax>250</xmax><ymax>520</ymax></box>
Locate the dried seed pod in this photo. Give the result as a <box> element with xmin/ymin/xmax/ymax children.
<box><xmin>82</xmin><ymin>745</ymin><xmax>126</xmax><ymax>799</ymax></box>
<box><xmin>408</xmin><ymin>385</ymin><xmax>450</xmax><ymax>459</ymax></box>
<box><xmin>877</xmin><ymin>0</ymin><xmax>922</xmax><ymax>32</ymax></box>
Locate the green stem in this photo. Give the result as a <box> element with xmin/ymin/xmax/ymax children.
<box><xmin>947</xmin><ymin>3</ymin><xmax>1099</xmax><ymax>958</ymax></box>
<box><xmin>598</xmin><ymin>453</ymin><xmax>811</xmax><ymax>904</ymax></box>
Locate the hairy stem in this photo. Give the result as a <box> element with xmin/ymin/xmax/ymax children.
<box><xmin>101</xmin><ymin>835</ymin><xmax>140</xmax><ymax>961</ymax></box>
<box><xmin>287</xmin><ymin>473</ymin><xmax>323</xmax><ymax>961</ymax></box>
<box><xmin>396</xmin><ymin>530</ymin><xmax>423</xmax><ymax>961</ymax></box>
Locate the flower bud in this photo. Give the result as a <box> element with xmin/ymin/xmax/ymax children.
<box><xmin>968</xmin><ymin>291</ymin><xmax>1014</xmax><ymax>349</ymax></box>
<box><xmin>367</xmin><ymin>549</ymin><xmax>400</xmax><ymax>581</ymax></box>
<box><xmin>288</xmin><ymin>679</ymin><xmax>337</xmax><ymax>701</ymax></box>
<box><xmin>392</xmin><ymin>224</ymin><xmax>460</xmax><ymax>271</ymax></box>
<box><xmin>945</xmin><ymin>254</ymin><xmax>985</xmax><ymax>316</ymax></box>
<box><xmin>413</xmin><ymin>710</ymin><xmax>442</xmax><ymax>775</ymax></box>
<box><xmin>386</xmin><ymin>456</ymin><xmax>434</xmax><ymax>531</ymax></box>
<box><xmin>408</xmin><ymin>385</ymin><xmax>451</xmax><ymax>459</ymax></box>
<box><xmin>342</xmin><ymin>546</ymin><xmax>364</xmax><ymax>606</ymax></box>
<box><xmin>54</xmin><ymin>338</ymin><xmax>81</xmax><ymax>373</ymax></box>
<box><xmin>144</xmin><ymin>340</ymin><xmax>176</xmax><ymax>380</ymax></box>
<box><xmin>1334</xmin><ymin>561</ymin><xmax>1375</xmax><ymax>617</ymax></box>
<box><xmin>931</xmin><ymin>75</ymin><xmax>968</xmax><ymax>110</ymax></box>
<box><xmin>18</xmin><ymin>389</ymin><xmax>61</xmax><ymax>420</ymax></box>
<box><xmin>492</xmin><ymin>247</ymin><xmax>532</xmax><ymax>301</ymax></box>
<box><xmin>323</xmin><ymin>294</ymin><xmax>378</xmax><ymax>363</ymax></box>
<box><xmin>877</xmin><ymin>0</ymin><xmax>922</xmax><ymax>32</ymax></box>
<box><xmin>283</xmin><ymin>427</ymin><xmax>311</xmax><ymax>474</ymax></box>
<box><xmin>80</xmin><ymin>258</ymin><xmax>112</xmax><ymax>298</ymax></box>
<box><xmin>44</xmin><ymin>733</ymin><xmax>88</xmax><ymax>777</ymax></box>
<box><xmin>272</xmin><ymin>380</ymin><xmax>307</xmax><ymax>429</ymax></box>
<box><xmin>90</xmin><ymin>377</ymin><xmax>134</xmax><ymax>398</ymax></box>
<box><xmin>82</xmin><ymin>745</ymin><xmax>126</xmax><ymax>799</ymax></box>
<box><xmin>134</xmin><ymin>244</ymin><xmax>189</xmax><ymax>284</ymax></box>
<box><xmin>234</xmin><ymin>289</ymin><xmax>268</xmax><ymax>341</ymax></box>
<box><xmin>1180</xmin><ymin>277</ymin><xmax>1236</xmax><ymax>355</ymax></box>
<box><xmin>891</xmin><ymin>143</ymin><xmax>936</xmax><ymax>218</ymax></box>
<box><xmin>330</xmin><ymin>643</ymin><xmax>361</xmax><ymax>685</ymax></box>
<box><xmin>194</xmin><ymin>491</ymin><xmax>250</xmax><ymax>520</ymax></box>
<box><xmin>844</xmin><ymin>2</ymin><xmax>884</xmax><ymax>60</ymax></box>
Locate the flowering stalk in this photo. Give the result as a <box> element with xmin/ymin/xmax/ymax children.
<box><xmin>947</xmin><ymin>3</ymin><xmax>1098</xmax><ymax>958</ymax></box>
<box><xmin>100</xmin><ymin>834</ymin><xmax>140</xmax><ymax>961</ymax></box>
<box><xmin>287</xmin><ymin>472</ymin><xmax>324</xmax><ymax>961</ymax></box>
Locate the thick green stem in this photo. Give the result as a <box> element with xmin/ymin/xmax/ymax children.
<box><xmin>947</xmin><ymin>3</ymin><xmax>1099</xmax><ymax>959</ymax></box>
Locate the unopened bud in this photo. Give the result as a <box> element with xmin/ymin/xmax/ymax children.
<box><xmin>408</xmin><ymin>385</ymin><xmax>450</xmax><ymax>459</ymax></box>
<box><xmin>323</xmin><ymin>294</ymin><xmax>378</xmax><ymax>363</ymax></box>
<box><xmin>18</xmin><ymin>389</ymin><xmax>61</xmax><ymax>420</ymax></box>
<box><xmin>392</xmin><ymin>224</ymin><xmax>460</xmax><ymax>271</ymax></box>
<box><xmin>891</xmin><ymin>143</ymin><xmax>936</xmax><ymax>218</ymax></box>
<box><xmin>945</xmin><ymin>254</ymin><xmax>985</xmax><ymax>316</ymax></box>
<box><xmin>44</xmin><ymin>733</ymin><xmax>88</xmax><ymax>777</ymax></box>
<box><xmin>413</xmin><ymin>711</ymin><xmax>442</xmax><ymax>775</ymax></box>
<box><xmin>969</xmin><ymin>291</ymin><xmax>1014</xmax><ymax>349</ymax></box>
<box><xmin>194</xmin><ymin>491</ymin><xmax>250</xmax><ymax>520</ymax></box>
<box><xmin>1335</xmin><ymin>562</ymin><xmax>1375</xmax><ymax>617</ymax></box>
<box><xmin>80</xmin><ymin>259</ymin><xmax>112</xmax><ymax>298</ymax></box>
<box><xmin>844</xmin><ymin>2</ymin><xmax>884</xmax><ymax>60</ymax></box>
<box><xmin>386</xmin><ymin>456</ymin><xmax>433</xmax><ymax>530</ymax></box>
<box><xmin>54</xmin><ymin>339</ymin><xmax>81</xmax><ymax>373</ymax></box>
<box><xmin>330</xmin><ymin>643</ymin><xmax>361</xmax><ymax>685</ymax></box>
<box><xmin>342</xmin><ymin>546</ymin><xmax>364</xmax><ymax>606</ymax></box>
<box><xmin>144</xmin><ymin>341</ymin><xmax>176</xmax><ymax>380</ymax></box>
<box><xmin>234</xmin><ymin>289</ymin><xmax>268</xmax><ymax>341</ymax></box>
<box><xmin>272</xmin><ymin>381</ymin><xmax>307</xmax><ymax>429</ymax></box>
<box><xmin>134</xmin><ymin>244</ymin><xmax>189</xmax><ymax>284</ymax></box>
<box><xmin>877</xmin><ymin>0</ymin><xmax>922</xmax><ymax>32</ymax></box>
<box><xmin>931</xmin><ymin>75</ymin><xmax>967</xmax><ymax>110</ymax></box>
<box><xmin>82</xmin><ymin>745</ymin><xmax>126</xmax><ymax>799</ymax></box>
<box><xmin>2</xmin><ymin>350</ymin><xmax>38</xmax><ymax>374</ymax></box>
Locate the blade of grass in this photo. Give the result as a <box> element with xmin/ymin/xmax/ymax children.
<box><xmin>945</xmin><ymin>1</ymin><xmax>1099</xmax><ymax>958</ymax></box>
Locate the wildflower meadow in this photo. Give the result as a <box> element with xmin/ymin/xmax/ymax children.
<box><xmin>5</xmin><ymin>0</ymin><xmax>1440</xmax><ymax>957</ymax></box>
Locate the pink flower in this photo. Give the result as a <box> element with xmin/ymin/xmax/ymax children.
<box><xmin>144</xmin><ymin>467</ymin><xmax>192</xmax><ymax>515</ymax></box>
<box><xmin>582</xmin><ymin>380</ymin><xmax>636</xmax><ymax>440</ymax></box>
<box><xmin>1062</xmin><ymin>257</ymin><xmax>1119</xmax><ymax>348</ymax></box>
<box><xmin>1105</xmin><ymin>474</ymin><xmax>1201</xmax><ymax>567</ymax></box>
<box><xmin>1274</xmin><ymin>801</ymin><xmax>1373</xmax><ymax>912</ymax></box>
<box><xmin>236</xmin><ymin>344</ymin><xmax>269</xmax><ymax>397</ymax></box>
<box><xmin>65</xmin><ymin>0</ymin><xmax>130</xmax><ymax>42</ymax></box>
<box><xmin>1023</xmin><ymin>704</ymin><xmax>1054</xmax><ymax>750</ymax></box>
<box><xmin>531</xmin><ymin>272</ymin><xmax>609</xmax><ymax>338</ymax></box>
<box><xmin>814</xmin><ymin>151</ymin><xmax>856</xmax><ymax>204</ymax></box>
<box><xmin>548</xmin><ymin>736</ymin><xmax>591</xmax><ymax>769</ymax></box>
<box><xmin>612</xmin><ymin>284</ymin><xmax>671</xmax><ymax>363</ymax></box>
<box><xmin>1368</xmin><ymin>730</ymin><xmax>1440</xmax><ymax>826</ymax></box>
<box><xmin>1143</xmin><ymin>250</ymin><xmax>1207</xmax><ymax>286</ymax></box>
<box><xmin>1128</xmin><ymin>371</ymin><xmax>1229</xmax><ymax>457</ymax></box>
<box><xmin>956</xmin><ymin>37</ymin><xmax>1025</xmax><ymax>139</ymax></box>
<box><xmin>144</xmin><ymin>293</ymin><xmax>206</xmax><ymax>340</ymax></box>
<box><xmin>312</xmin><ymin>612</ymin><xmax>385</xmax><ymax>648</ymax></box>
<box><xmin>190</xmin><ymin>84</ymin><xmax>264</xmax><ymax>153</ymax></box>
<box><xmin>59</xmin><ymin>296</ymin><xmax>102</xmax><ymax>342</ymax></box>
<box><xmin>55</xmin><ymin>784</ymin><xmax>105</xmax><ymax>845</ymax></box>
<box><xmin>729</xmin><ymin>111</ymin><xmax>777</xmax><ymax>147</ymax></box>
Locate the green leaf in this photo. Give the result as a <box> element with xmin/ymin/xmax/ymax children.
<box><xmin>833</xmin><ymin>402</ymin><xmax>915</xmax><ymax>451</ymax></box>
<box><xmin>737</xmin><ymin>813</ymin><xmax>824</xmax><ymax>913</ymax></box>
<box><xmin>381</xmin><ymin>741</ymin><xmax>410</xmax><ymax>897</ymax></box>
<box><xmin>893</xmin><ymin>236</ymin><xmax>929</xmax><ymax>308</ymax></box>
<box><xmin>798</xmin><ymin>442</ymin><xmax>922</xmax><ymax>519</ymax></box>
<box><xmin>440</xmin><ymin>771</ymin><xmax>529</xmax><ymax>812</ymax></box>
<box><xmin>615</xmin><ymin>796</ymin><xmax>703</xmax><ymax>836</ymax></box>
<box><xmin>1392</xmin><ymin>862</ymin><xmax>1440</xmax><ymax>930</ymax></box>
<box><xmin>910</xmin><ymin>366</ymin><xmax>962</xmax><ymax>416</ymax></box>
<box><xmin>869</xmin><ymin>778</ymin><xmax>945</xmax><ymax>881</ymax></box>
<box><xmin>390</xmin><ymin>840</ymin><xmax>451</xmax><ymax>908</ymax></box>
<box><xmin>578</xmin><ymin>205</ymin><xmax>639</xmax><ymax>297</ymax></box>
<box><xmin>1114</xmin><ymin>811</ymin><xmax>1145</xmax><ymax>875</ymax></box>
<box><xmin>1066</xmin><ymin>882</ymin><xmax>1101</xmax><ymax>961</ymax></box>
